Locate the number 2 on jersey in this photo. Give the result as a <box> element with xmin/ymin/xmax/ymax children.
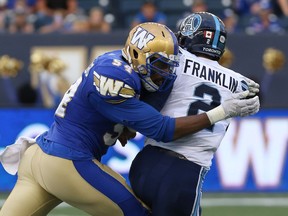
<box><xmin>188</xmin><ymin>84</ymin><xmax>221</xmax><ymax>131</ymax></box>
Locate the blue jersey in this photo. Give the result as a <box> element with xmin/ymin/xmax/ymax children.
<box><xmin>36</xmin><ymin>50</ymin><xmax>175</xmax><ymax>161</ymax></box>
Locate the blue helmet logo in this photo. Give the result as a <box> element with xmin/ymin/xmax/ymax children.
<box><xmin>180</xmin><ymin>14</ymin><xmax>202</xmax><ymax>37</ymax></box>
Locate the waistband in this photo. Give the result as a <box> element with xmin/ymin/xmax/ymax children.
<box><xmin>148</xmin><ymin>145</ymin><xmax>188</xmax><ymax>160</ymax></box>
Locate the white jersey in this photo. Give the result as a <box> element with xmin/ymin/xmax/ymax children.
<box><xmin>145</xmin><ymin>47</ymin><xmax>249</xmax><ymax>168</ymax></box>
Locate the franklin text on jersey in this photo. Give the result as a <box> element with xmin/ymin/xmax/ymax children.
<box><xmin>183</xmin><ymin>58</ymin><xmax>238</xmax><ymax>92</ymax></box>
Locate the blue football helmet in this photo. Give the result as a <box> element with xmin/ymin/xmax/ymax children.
<box><xmin>176</xmin><ymin>12</ymin><xmax>227</xmax><ymax>61</ymax></box>
<box><xmin>122</xmin><ymin>22</ymin><xmax>179</xmax><ymax>92</ymax></box>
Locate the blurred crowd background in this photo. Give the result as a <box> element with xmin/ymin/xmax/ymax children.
<box><xmin>0</xmin><ymin>0</ymin><xmax>288</xmax><ymax>34</ymax></box>
<box><xmin>0</xmin><ymin>0</ymin><xmax>287</xmax><ymax>109</ymax></box>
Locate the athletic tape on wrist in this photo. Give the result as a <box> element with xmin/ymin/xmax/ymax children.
<box><xmin>206</xmin><ymin>105</ymin><xmax>226</xmax><ymax>125</ymax></box>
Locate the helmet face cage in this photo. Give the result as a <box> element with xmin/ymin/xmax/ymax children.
<box><xmin>177</xmin><ymin>12</ymin><xmax>227</xmax><ymax>61</ymax></box>
<box><xmin>138</xmin><ymin>52</ymin><xmax>178</xmax><ymax>92</ymax></box>
<box><xmin>122</xmin><ymin>22</ymin><xmax>179</xmax><ymax>92</ymax></box>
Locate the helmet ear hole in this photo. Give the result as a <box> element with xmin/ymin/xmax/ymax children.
<box><xmin>133</xmin><ymin>49</ymin><xmax>138</xmax><ymax>59</ymax></box>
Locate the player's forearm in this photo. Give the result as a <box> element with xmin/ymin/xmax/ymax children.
<box><xmin>173</xmin><ymin>113</ymin><xmax>211</xmax><ymax>140</ymax></box>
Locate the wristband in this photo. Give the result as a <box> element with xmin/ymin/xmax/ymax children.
<box><xmin>206</xmin><ymin>105</ymin><xmax>226</xmax><ymax>124</ymax></box>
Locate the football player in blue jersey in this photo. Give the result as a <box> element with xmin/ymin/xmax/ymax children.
<box><xmin>0</xmin><ymin>22</ymin><xmax>259</xmax><ymax>216</ymax></box>
<box><xmin>129</xmin><ymin>12</ymin><xmax>261</xmax><ymax>216</ymax></box>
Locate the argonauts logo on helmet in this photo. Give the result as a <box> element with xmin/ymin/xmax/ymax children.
<box><xmin>180</xmin><ymin>14</ymin><xmax>202</xmax><ymax>37</ymax></box>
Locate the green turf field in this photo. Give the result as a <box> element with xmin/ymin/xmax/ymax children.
<box><xmin>201</xmin><ymin>193</ymin><xmax>288</xmax><ymax>216</ymax></box>
<box><xmin>1</xmin><ymin>193</ymin><xmax>288</xmax><ymax>216</ymax></box>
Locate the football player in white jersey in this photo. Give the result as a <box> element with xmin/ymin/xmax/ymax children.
<box><xmin>129</xmin><ymin>12</ymin><xmax>260</xmax><ymax>216</ymax></box>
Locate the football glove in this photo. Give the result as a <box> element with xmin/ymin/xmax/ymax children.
<box><xmin>243</xmin><ymin>77</ymin><xmax>260</xmax><ymax>97</ymax></box>
<box><xmin>206</xmin><ymin>90</ymin><xmax>260</xmax><ymax>124</ymax></box>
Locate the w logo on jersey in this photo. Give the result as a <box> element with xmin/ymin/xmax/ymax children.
<box><xmin>93</xmin><ymin>71</ymin><xmax>135</xmax><ymax>100</ymax></box>
<box><xmin>130</xmin><ymin>27</ymin><xmax>155</xmax><ymax>50</ymax></box>
<box><xmin>94</xmin><ymin>71</ymin><xmax>123</xmax><ymax>96</ymax></box>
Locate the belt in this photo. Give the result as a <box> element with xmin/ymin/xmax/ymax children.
<box><xmin>151</xmin><ymin>145</ymin><xmax>188</xmax><ymax>160</ymax></box>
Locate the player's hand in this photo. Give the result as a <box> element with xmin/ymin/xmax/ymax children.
<box><xmin>244</xmin><ymin>77</ymin><xmax>260</xmax><ymax>97</ymax></box>
<box><xmin>206</xmin><ymin>90</ymin><xmax>260</xmax><ymax>124</ymax></box>
<box><xmin>222</xmin><ymin>90</ymin><xmax>260</xmax><ymax>118</ymax></box>
<box><xmin>118</xmin><ymin>127</ymin><xmax>136</xmax><ymax>147</ymax></box>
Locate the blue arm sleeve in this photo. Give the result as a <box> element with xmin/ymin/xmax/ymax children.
<box><xmin>89</xmin><ymin>93</ymin><xmax>175</xmax><ymax>142</ymax></box>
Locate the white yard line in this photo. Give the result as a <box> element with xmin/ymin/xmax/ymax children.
<box><xmin>202</xmin><ymin>197</ymin><xmax>288</xmax><ymax>207</ymax></box>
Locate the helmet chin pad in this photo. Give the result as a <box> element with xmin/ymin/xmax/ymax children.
<box><xmin>142</xmin><ymin>77</ymin><xmax>159</xmax><ymax>92</ymax></box>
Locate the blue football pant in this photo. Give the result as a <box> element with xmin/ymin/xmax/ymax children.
<box><xmin>129</xmin><ymin>145</ymin><xmax>208</xmax><ymax>216</ymax></box>
<box><xmin>0</xmin><ymin>144</ymin><xmax>150</xmax><ymax>216</ymax></box>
